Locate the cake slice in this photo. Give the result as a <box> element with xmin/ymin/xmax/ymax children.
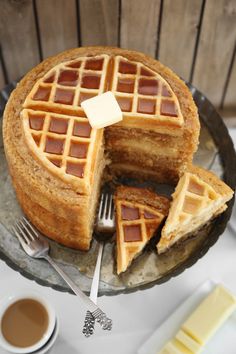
<box><xmin>115</xmin><ymin>186</ymin><xmax>170</xmax><ymax>274</ymax></box>
<box><xmin>157</xmin><ymin>165</ymin><xmax>234</xmax><ymax>254</ymax></box>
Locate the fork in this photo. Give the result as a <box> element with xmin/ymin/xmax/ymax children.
<box><xmin>12</xmin><ymin>217</ymin><xmax>112</xmax><ymax>330</ymax></box>
<box><xmin>82</xmin><ymin>192</ymin><xmax>115</xmax><ymax>337</ymax></box>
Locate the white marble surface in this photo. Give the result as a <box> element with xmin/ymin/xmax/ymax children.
<box><xmin>0</xmin><ymin>128</ymin><xmax>236</xmax><ymax>354</ymax></box>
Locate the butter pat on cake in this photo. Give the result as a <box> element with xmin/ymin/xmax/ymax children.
<box><xmin>81</xmin><ymin>91</ymin><xmax>123</xmax><ymax>128</ymax></box>
<box><xmin>157</xmin><ymin>165</ymin><xmax>234</xmax><ymax>254</ymax></box>
<box><xmin>115</xmin><ymin>186</ymin><xmax>169</xmax><ymax>274</ymax></box>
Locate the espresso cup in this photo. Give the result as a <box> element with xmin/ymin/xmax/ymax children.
<box><xmin>0</xmin><ymin>292</ymin><xmax>56</xmax><ymax>353</ymax></box>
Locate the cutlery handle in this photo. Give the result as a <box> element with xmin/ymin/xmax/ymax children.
<box><xmin>90</xmin><ymin>242</ymin><xmax>104</xmax><ymax>303</ymax></box>
<box><xmin>44</xmin><ymin>254</ymin><xmax>98</xmax><ymax>313</ymax></box>
<box><xmin>83</xmin><ymin>310</ymin><xmax>95</xmax><ymax>337</ymax></box>
<box><xmin>83</xmin><ymin>242</ymin><xmax>104</xmax><ymax>337</ymax></box>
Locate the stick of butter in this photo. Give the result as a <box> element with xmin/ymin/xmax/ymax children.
<box><xmin>159</xmin><ymin>338</ymin><xmax>193</xmax><ymax>354</ymax></box>
<box><xmin>158</xmin><ymin>285</ymin><xmax>236</xmax><ymax>354</ymax></box>
<box><xmin>81</xmin><ymin>91</ymin><xmax>123</xmax><ymax>129</ymax></box>
<box><xmin>175</xmin><ymin>330</ymin><xmax>202</xmax><ymax>353</ymax></box>
<box><xmin>181</xmin><ymin>285</ymin><xmax>236</xmax><ymax>346</ymax></box>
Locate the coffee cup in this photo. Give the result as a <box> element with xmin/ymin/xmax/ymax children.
<box><xmin>0</xmin><ymin>292</ymin><xmax>56</xmax><ymax>353</ymax></box>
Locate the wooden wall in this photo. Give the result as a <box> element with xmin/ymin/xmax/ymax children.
<box><xmin>0</xmin><ymin>0</ymin><xmax>235</xmax><ymax>116</ymax></box>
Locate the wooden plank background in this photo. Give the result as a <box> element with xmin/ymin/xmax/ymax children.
<box><xmin>192</xmin><ymin>0</ymin><xmax>236</xmax><ymax>106</ymax></box>
<box><xmin>159</xmin><ymin>0</ymin><xmax>202</xmax><ymax>81</ymax></box>
<box><xmin>0</xmin><ymin>66</ymin><xmax>4</xmax><ymax>90</ymax></box>
<box><xmin>36</xmin><ymin>0</ymin><xmax>78</xmax><ymax>58</ymax></box>
<box><xmin>120</xmin><ymin>0</ymin><xmax>161</xmax><ymax>57</ymax></box>
<box><xmin>222</xmin><ymin>44</ymin><xmax>236</xmax><ymax>115</ymax></box>
<box><xmin>0</xmin><ymin>0</ymin><xmax>40</xmax><ymax>82</ymax></box>
<box><xmin>0</xmin><ymin>0</ymin><xmax>235</xmax><ymax>116</ymax></box>
<box><xmin>80</xmin><ymin>0</ymin><xmax>119</xmax><ymax>46</ymax></box>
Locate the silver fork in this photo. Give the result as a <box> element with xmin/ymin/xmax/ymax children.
<box><xmin>12</xmin><ymin>217</ymin><xmax>112</xmax><ymax>330</ymax></box>
<box><xmin>82</xmin><ymin>192</ymin><xmax>115</xmax><ymax>337</ymax></box>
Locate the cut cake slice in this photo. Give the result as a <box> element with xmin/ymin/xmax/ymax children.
<box><xmin>115</xmin><ymin>186</ymin><xmax>170</xmax><ymax>274</ymax></box>
<box><xmin>157</xmin><ymin>165</ymin><xmax>234</xmax><ymax>254</ymax></box>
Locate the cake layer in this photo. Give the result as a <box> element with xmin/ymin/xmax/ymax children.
<box><xmin>109</xmin><ymin>162</ymin><xmax>181</xmax><ymax>184</ymax></box>
<box><xmin>105</xmin><ymin>125</ymin><xmax>196</xmax><ymax>151</ymax></box>
<box><xmin>109</xmin><ymin>150</ymin><xmax>185</xmax><ymax>169</ymax></box>
<box><xmin>105</xmin><ymin>124</ymin><xmax>197</xmax><ymax>181</ymax></box>
<box><xmin>108</xmin><ymin>151</ymin><xmax>186</xmax><ymax>185</ymax></box>
<box><xmin>14</xmin><ymin>181</ymin><xmax>91</xmax><ymax>249</ymax></box>
<box><xmin>9</xmin><ymin>162</ymin><xmax>103</xmax><ymax>249</ymax></box>
<box><xmin>106</xmin><ymin>136</ymin><xmax>180</xmax><ymax>158</ymax></box>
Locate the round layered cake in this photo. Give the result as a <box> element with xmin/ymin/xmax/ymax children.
<box><xmin>3</xmin><ymin>47</ymin><xmax>200</xmax><ymax>250</ymax></box>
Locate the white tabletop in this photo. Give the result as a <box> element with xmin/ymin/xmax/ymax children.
<box><xmin>1</xmin><ymin>128</ymin><xmax>236</xmax><ymax>354</ymax></box>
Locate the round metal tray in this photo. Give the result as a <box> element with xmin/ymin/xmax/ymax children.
<box><xmin>0</xmin><ymin>83</ymin><xmax>235</xmax><ymax>296</ymax></box>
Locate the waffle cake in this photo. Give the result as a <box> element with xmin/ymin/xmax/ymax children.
<box><xmin>115</xmin><ymin>186</ymin><xmax>169</xmax><ymax>274</ymax></box>
<box><xmin>3</xmin><ymin>46</ymin><xmax>199</xmax><ymax>250</ymax></box>
<box><xmin>157</xmin><ymin>165</ymin><xmax>234</xmax><ymax>254</ymax></box>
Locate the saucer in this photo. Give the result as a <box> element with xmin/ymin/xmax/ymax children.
<box><xmin>33</xmin><ymin>318</ymin><xmax>59</xmax><ymax>354</ymax></box>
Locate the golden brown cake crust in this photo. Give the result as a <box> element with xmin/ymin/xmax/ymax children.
<box><xmin>3</xmin><ymin>46</ymin><xmax>199</xmax><ymax>250</ymax></box>
<box><xmin>14</xmin><ymin>180</ymin><xmax>90</xmax><ymax>250</ymax></box>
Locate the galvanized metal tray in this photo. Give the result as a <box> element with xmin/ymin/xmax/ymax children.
<box><xmin>0</xmin><ymin>83</ymin><xmax>235</xmax><ymax>296</ymax></box>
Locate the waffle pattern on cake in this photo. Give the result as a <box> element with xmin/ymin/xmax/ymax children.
<box><xmin>157</xmin><ymin>165</ymin><xmax>234</xmax><ymax>254</ymax></box>
<box><xmin>115</xmin><ymin>187</ymin><xmax>170</xmax><ymax>274</ymax></box>
<box><xmin>22</xmin><ymin>109</ymin><xmax>103</xmax><ymax>193</ymax></box>
<box><xmin>22</xmin><ymin>54</ymin><xmax>111</xmax><ymax>193</ymax></box>
<box><xmin>111</xmin><ymin>56</ymin><xmax>184</xmax><ymax>130</ymax></box>
<box><xmin>23</xmin><ymin>55</ymin><xmax>110</xmax><ymax>116</ymax></box>
<box><xmin>23</xmin><ymin>54</ymin><xmax>183</xmax><ymax>128</ymax></box>
<box><xmin>22</xmin><ymin>54</ymin><xmax>185</xmax><ymax>193</ymax></box>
